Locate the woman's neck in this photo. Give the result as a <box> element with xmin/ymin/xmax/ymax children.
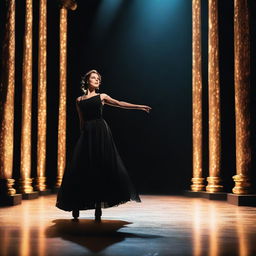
<box><xmin>85</xmin><ymin>89</ymin><xmax>97</xmax><ymax>96</ymax></box>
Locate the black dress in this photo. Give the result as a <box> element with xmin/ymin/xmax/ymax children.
<box><xmin>56</xmin><ymin>94</ymin><xmax>141</xmax><ymax>211</ymax></box>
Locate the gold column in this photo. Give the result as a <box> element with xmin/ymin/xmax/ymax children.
<box><xmin>35</xmin><ymin>0</ymin><xmax>47</xmax><ymax>192</ymax></box>
<box><xmin>0</xmin><ymin>0</ymin><xmax>16</xmax><ymax>196</ymax></box>
<box><xmin>56</xmin><ymin>7</ymin><xmax>67</xmax><ymax>188</ymax></box>
<box><xmin>191</xmin><ymin>0</ymin><xmax>205</xmax><ymax>191</ymax></box>
<box><xmin>232</xmin><ymin>0</ymin><xmax>251</xmax><ymax>194</ymax></box>
<box><xmin>206</xmin><ymin>0</ymin><xmax>223</xmax><ymax>192</ymax></box>
<box><xmin>19</xmin><ymin>0</ymin><xmax>34</xmax><ymax>194</ymax></box>
<box><xmin>56</xmin><ymin>1</ymin><xmax>77</xmax><ymax>188</ymax></box>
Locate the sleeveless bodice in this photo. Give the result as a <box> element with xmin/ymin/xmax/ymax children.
<box><xmin>78</xmin><ymin>94</ymin><xmax>103</xmax><ymax>122</ymax></box>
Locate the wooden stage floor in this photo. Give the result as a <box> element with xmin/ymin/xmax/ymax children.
<box><xmin>0</xmin><ymin>194</ymin><xmax>256</xmax><ymax>256</ymax></box>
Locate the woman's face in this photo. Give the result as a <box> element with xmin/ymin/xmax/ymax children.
<box><xmin>88</xmin><ymin>73</ymin><xmax>100</xmax><ymax>89</ymax></box>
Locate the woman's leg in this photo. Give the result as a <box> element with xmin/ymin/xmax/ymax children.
<box><xmin>95</xmin><ymin>202</ymin><xmax>102</xmax><ymax>222</ymax></box>
<box><xmin>72</xmin><ymin>209</ymin><xmax>79</xmax><ymax>220</ymax></box>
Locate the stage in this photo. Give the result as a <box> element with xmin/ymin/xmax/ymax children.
<box><xmin>0</xmin><ymin>194</ymin><xmax>255</xmax><ymax>256</ymax></box>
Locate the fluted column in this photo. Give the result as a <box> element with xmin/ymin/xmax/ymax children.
<box><xmin>0</xmin><ymin>0</ymin><xmax>16</xmax><ymax>197</ymax></box>
<box><xmin>191</xmin><ymin>0</ymin><xmax>205</xmax><ymax>191</ymax></box>
<box><xmin>232</xmin><ymin>0</ymin><xmax>251</xmax><ymax>194</ymax></box>
<box><xmin>206</xmin><ymin>0</ymin><xmax>223</xmax><ymax>193</ymax></box>
<box><xmin>35</xmin><ymin>0</ymin><xmax>47</xmax><ymax>192</ymax></box>
<box><xmin>19</xmin><ymin>0</ymin><xmax>34</xmax><ymax>194</ymax></box>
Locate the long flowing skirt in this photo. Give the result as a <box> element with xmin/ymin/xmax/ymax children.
<box><xmin>56</xmin><ymin>118</ymin><xmax>141</xmax><ymax>211</ymax></box>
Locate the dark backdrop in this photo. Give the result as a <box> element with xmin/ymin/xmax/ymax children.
<box><xmin>0</xmin><ymin>0</ymin><xmax>255</xmax><ymax>194</ymax></box>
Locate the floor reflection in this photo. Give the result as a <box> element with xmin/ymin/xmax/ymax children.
<box><xmin>209</xmin><ymin>204</ymin><xmax>218</xmax><ymax>256</ymax></box>
<box><xmin>191</xmin><ymin>198</ymin><xmax>256</xmax><ymax>256</ymax></box>
<box><xmin>0</xmin><ymin>195</ymin><xmax>256</xmax><ymax>255</ymax></box>
<box><xmin>235</xmin><ymin>207</ymin><xmax>252</xmax><ymax>256</ymax></box>
<box><xmin>21</xmin><ymin>199</ymin><xmax>30</xmax><ymax>256</ymax></box>
<box><xmin>192</xmin><ymin>200</ymin><xmax>203</xmax><ymax>256</ymax></box>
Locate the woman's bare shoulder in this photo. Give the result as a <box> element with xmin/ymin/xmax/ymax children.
<box><xmin>100</xmin><ymin>93</ymin><xmax>108</xmax><ymax>100</ymax></box>
<box><xmin>100</xmin><ymin>93</ymin><xmax>109</xmax><ymax>99</ymax></box>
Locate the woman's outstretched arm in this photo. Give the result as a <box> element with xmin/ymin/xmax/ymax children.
<box><xmin>101</xmin><ymin>93</ymin><xmax>152</xmax><ymax>113</ymax></box>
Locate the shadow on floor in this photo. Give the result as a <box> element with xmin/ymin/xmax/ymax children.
<box><xmin>45</xmin><ymin>219</ymin><xmax>161</xmax><ymax>253</ymax></box>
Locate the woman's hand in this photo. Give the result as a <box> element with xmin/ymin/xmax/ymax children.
<box><xmin>140</xmin><ymin>105</ymin><xmax>152</xmax><ymax>113</ymax></box>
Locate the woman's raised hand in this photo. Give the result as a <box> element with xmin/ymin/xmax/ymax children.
<box><xmin>140</xmin><ymin>105</ymin><xmax>152</xmax><ymax>113</ymax></box>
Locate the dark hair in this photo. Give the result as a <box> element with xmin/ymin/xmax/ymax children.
<box><xmin>59</xmin><ymin>0</ymin><xmax>77</xmax><ymax>10</ymax></box>
<box><xmin>80</xmin><ymin>70</ymin><xmax>102</xmax><ymax>94</ymax></box>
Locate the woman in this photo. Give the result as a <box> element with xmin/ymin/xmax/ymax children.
<box><xmin>56</xmin><ymin>69</ymin><xmax>152</xmax><ymax>222</ymax></box>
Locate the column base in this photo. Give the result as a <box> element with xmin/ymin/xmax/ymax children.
<box><xmin>38</xmin><ymin>189</ymin><xmax>52</xmax><ymax>196</ymax></box>
<box><xmin>200</xmin><ymin>191</ymin><xmax>227</xmax><ymax>200</ymax></box>
<box><xmin>232</xmin><ymin>174</ymin><xmax>251</xmax><ymax>194</ymax></box>
<box><xmin>22</xmin><ymin>191</ymin><xmax>39</xmax><ymax>200</ymax></box>
<box><xmin>191</xmin><ymin>177</ymin><xmax>205</xmax><ymax>192</ymax></box>
<box><xmin>227</xmin><ymin>193</ymin><xmax>256</xmax><ymax>206</ymax></box>
<box><xmin>0</xmin><ymin>194</ymin><xmax>22</xmax><ymax>206</ymax></box>
<box><xmin>183</xmin><ymin>190</ymin><xmax>203</xmax><ymax>197</ymax></box>
<box><xmin>206</xmin><ymin>176</ymin><xmax>223</xmax><ymax>193</ymax></box>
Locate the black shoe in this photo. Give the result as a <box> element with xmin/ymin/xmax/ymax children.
<box><xmin>95</xmin><ymin>215</ymin><xmax>101</xmax><ymax>222</ymax></box>
<box><xmin>72</xmin><ymin>210</ymin><xmax>79</xmax><ymax>220</ymax></box>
